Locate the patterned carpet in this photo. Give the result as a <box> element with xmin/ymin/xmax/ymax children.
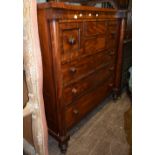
<box><xmin>48</xmin><ymin>92</ymin><xmax>132</xmax><ymax>155</ymax></box>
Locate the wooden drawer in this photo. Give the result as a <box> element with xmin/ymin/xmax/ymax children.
<box><xmin>93</xmin><ymin>49</ymin><xmax>116</xmax><ymax>68</ymax></box>
<box><xmin>65</xmin><ymin>76</ymin><xmax>114</xmax><ymax>129</ymax></box>
<box><xmin>59</xmin><ymin>22</ymin><xmax>83</xmax><ymax>63</ymax></box>
<box><xmin>62</xmin><ymin>55</ymin><xmax>94</xmax><ymax>85</ymax></box>
<box><xmin>97</xmin><ymin>21</ymin><xmax>107</xmax><ymax>34</ymax></box>
<box><xmin>65</xmin><ymin>105</ymin><xmax>75</xmax><ymax>129</ymax></box>
<box><xmin>84</xmin><ymin>21</ymin><xmax>106</xmax><ymax>36</ymax></box>
<box><xmin>61</xmin><ymin>50</ymin><xmax>115</xmax><ymax>85</ymax></box>
<box><xmin>84</xmin><ymin>36</ymin><xmax>106</xmax><ymax>54</ymax></box>
<box><xmin>63</xmin><ymin>64</ymin><xmax>115</xmax><ymax>105</ymax></box>
<box><xmin>84</xmin><ymin>21</ymin><xmax>97</xmax><ymax>36</ymax></box>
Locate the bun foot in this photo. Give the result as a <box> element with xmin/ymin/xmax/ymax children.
<box><xmin>112</xmin><ymin>88</ymin><xmax>121</xmax><ymax>101</ymax></box>
<box><xmin>59</xmin><ymin>142</ymin><xmax>68</xmax><ymax>153</ymax></box>
<box><xmin>112</xmin><ymin>92</ymin><xmax>118</xmax><ymax>100</ymax></box>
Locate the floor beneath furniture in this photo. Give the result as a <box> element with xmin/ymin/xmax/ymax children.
<box><xmin>48</xmin><ymin>91</ymin><xmax>132</xmax><ymax>155</ymax></box>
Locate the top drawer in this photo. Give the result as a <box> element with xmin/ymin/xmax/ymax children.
<box><xmin>59</xmin><ymin>22</ymin><xmax>83</xmax><ymax>63</ymax></box>
<box><xmin>84</xmin><ymin>21</ymin><xmax>107</xmax><ymax>36</ymax></box>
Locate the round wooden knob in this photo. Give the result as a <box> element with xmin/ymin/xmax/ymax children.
<box><xmin>108</xmin><ymin>83</ymin><xmax>113</xmax><ymax>87</ymax></box>
<box><xmin>72</xmin><ymin>88</ymin><xmax>77</xmax><ymax>94</ymax></box>
<box><xmin>109</xmin><ymin>67</ymin><xmax>114</xmax><ymax>71</ymax></box>
<box><xmin>73</xmin><ymin>109</ymin><xmax>79</xmax><ymax>115</ymax></box>
<box><xmin>69</xmin><ymin>67</ymin><xmax>77</xmax><ymax>73</ymax></box>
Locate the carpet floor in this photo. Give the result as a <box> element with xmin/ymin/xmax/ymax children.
<box><xmin>48</xmin><ymin>92</ymin><xmax>132</xmax><ymax>155</ymax></box>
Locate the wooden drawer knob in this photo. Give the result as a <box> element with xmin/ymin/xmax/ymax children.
<box><xmin>109</xmin><ymin>67</ymin><xmax>114</xmax><ymax>71</ymax></box>
<box><xmin>69</xmin><ymin>67</ymin><xmax>77</xmax><ymax>73</ymax></box>
<box><xmin>68</xmin><ymin>36</ymin><xmax>76</xmax><ymax>45</ymax></box>
<box><xmin>72</xmin><ymin>88</ymin><xmax>77</xmax><ymax>94</ymax></box>
<box><xmin>73</xmin><ymin>109</ymin><xmax>79</xmax><ymax>115</ymax></box>
<box><xmin>108</xmin><ymin>83</ymin><xmax>113</xmax><ymax>87</ymax></box>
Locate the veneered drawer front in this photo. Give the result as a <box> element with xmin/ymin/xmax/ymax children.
<box><xmin>84</xmin><ymin>36</ymin><xmax>106</xmax><ymax>55</ymax></box>
<box><xmin>65</xmin><ymin>76</ymin><xmax>114</xmax><ymax>129</ymax></box>
<box><xmin>93</xmin><ymin>50</ymin><xmax>116</xmax><ymax>68</ymax></box>
<box><xmin>61</xmin><ymin>51</ymin><xmax>115</xmax><ymax>85</ymax></box>
<box><xmin>84</xmin><ymin>21</ymin><xmax>97</xmax><ymax>36</ymax></box>
<box><xmin>65</xmin><ymin>105</ymin><xmax>75</xmax><ymax>129</ymax></box>
<box><xmin>96</xmin><ymin>21</ymin><xmax>106</xmax><ymax>34</ymax></box>
<box><xmin>96</xmin><ymin>36</ymin><xmax>106</xmax><ymax>51</ymax></box>
<box><xmin>63</xmin><ymin>64</ymin><xmax>115</xmax><ymax>105</ymax></box>
<box><xmin>84</xmin><ymin>21</ymin><xmax>106</xmax><ymax>36</ymax></box>
<box><xmin>61</xmin><ymin>55</ymin><xmax>94</xmax><ymax>85</ymax></box>
<box><xmin>59</xmin><ymin>22</ymin><xmax>83</xmax><ymax>63</ymax></box>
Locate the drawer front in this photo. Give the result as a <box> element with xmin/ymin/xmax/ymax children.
<box><xmin>84</xmin><ymin>36</ymin><xmax>106</xmax><ymax>54</ymax></box>
<box><xmin>63</xmin><ymin>63</ymin><xmax>115</xmax><ymax>105</ymax></box>
<box><xmin>65</xmin><ymin>105</ymin><xmax>75</xmax><ymax>129</ymax></box>
<box><xmin>61</xmin><ymin>50</ymin><xmax>116</xmax><ymax>85</ymax></box>
<box><xmin>59</xmin><ymin>22</ymin><xmax>83</xmax><ymax>63</ymax></box>
<box><xmin>84</xmin><ymin>21</ymin><xmax>106</xmax><ymax>36</ymax></box>
<box><xmin>61</xmin><ymin>55</ymin><xmax>94</xmax><ymax>85</ymax></box>
<box><xmin>94</xmin><ymin>49</ymin><xmax>116</xmax><ymax>68</ymax></box>
<box><xmin>65</xmin><ymin>76</ymin><xmax>114</xmax><ymax>129</ymax></box>
<box><xmin>84</xmin><ymin>21</ymin><xmax>97</xmax><ymax>36</ymax></box>
<box><xmin>96</xmin><ymin>21</ymin><xmax>107</xmax><ymax>34</ymax></box>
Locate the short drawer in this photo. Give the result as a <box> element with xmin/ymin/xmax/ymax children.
<box><xmin>84</xmin><ymin>21</ymin><xmax>106</xmax><ymax>36</ymax></box>
<box><xmin>84</xmin><ymin>21</ymin><xmax>97</xmax><ymax>36</ymax></box>
<box><xmin>63</xmin><ymin>64</ymin><xmax>115</xmax><ymax>105</ymax></box>
<box><xmin>59</xmin><ymin>22</ymin><xmax>83</xmax><ymax>63</ymax></box>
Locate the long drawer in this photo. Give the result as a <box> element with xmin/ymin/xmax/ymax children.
<box><xmin>61</xmin><ymin>50</ymin><xmax>116</xmax><ymax>85</ymax></box>
<box><xmin>63</xmin><ymin>63</ymin><xmax>115</xmax><ymax>105</ymax></box>
<box><xmin>65</xmin><ymin>76</ymin><xmax>114</xmax><ymax>129</ymax></box>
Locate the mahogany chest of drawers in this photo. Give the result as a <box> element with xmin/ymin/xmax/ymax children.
<box><xmin>37</xmin><ymin>2</ymin><xmax>126</xmax><ymax>152</ymax></box>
